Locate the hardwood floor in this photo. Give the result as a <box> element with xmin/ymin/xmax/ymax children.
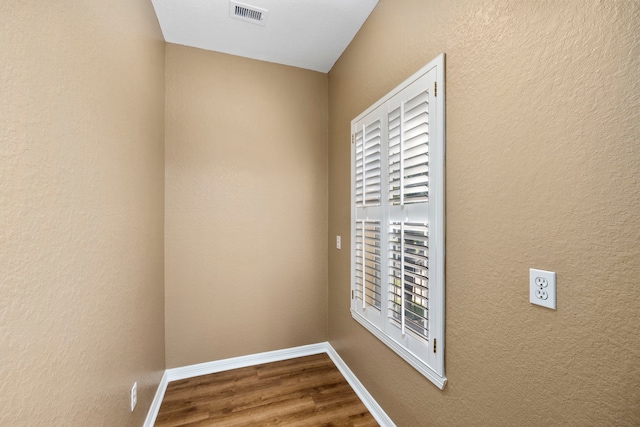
<box><xmin>154</xmin><ymin>353</ymin><xmax>379</xmax><ymax>426</ymax></box>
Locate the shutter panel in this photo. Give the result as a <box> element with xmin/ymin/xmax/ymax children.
<box><xmin>389</xmin><ymin>222</ymin><xmax>429</xmax><ymax>341</ymax></box>
<box><xmin>355</xmin><ymin>118</ymin><xmax>382</xmax><ymax>207</ymax></box>
<box><xmin>388</xmin><ymin>107</ymin><xmax>401</xmax><ymax>204</ymax></box>
<box><xmin>388</xmin><ymin>221</ymin><xmax>403</xmax><ymax>324</ymax></box>
<box><xmin>351</xmin><ymin>54</ymin><xmax>445</xmax><ymax>388</ymax></box>
<box><xmin>355</xmin><ymin>221</ymin><xmax>382</xmax><ymax>310</ymax></box>
<box><xmin>364</xmin><ymin>119</ymin><xmax>382</xmax><ymax>206</ymax></box>
<box><xmin>389</xmin><ymin>87</ymin><xmax>430</xmax><ymax>205</ymax></box>
<box><xmin>354</xmin><ymin>128</ymin><xmax>364</xmax><ymax>206</ymax></box>
<box><xmin>354</xmin><ymin>221</ymin><xmax>364</xmax><ymax>302</ymax></box>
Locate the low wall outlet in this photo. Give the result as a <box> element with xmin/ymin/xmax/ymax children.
<box><xmin>336</xmin><ymin>235</ymin><xmax>341</xmax><ymax>250</ymax></box>
<box><xmin>530</xmin><ymin>268</ymin><xmax>556</xmax><ymax>310</ymax></box>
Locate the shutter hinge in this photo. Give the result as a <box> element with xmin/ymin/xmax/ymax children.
<box><xmin>351</xmin><ymin>290</ymin><xmax>354</xmax><ymax>299</ymax></box>
<box><xmin>351</xmin><ymin>134</ymin><xmax>355</xmax><ymax>144</ymax></box>
<box><xmin>433</xmin><ymin>338</ymin><xmax>437</xmax><ymax>353</ymax></box>
<box><xmin>434</xmin><ymin>82</ymin><xmax>437</xmax><ymax>97</ymax></box>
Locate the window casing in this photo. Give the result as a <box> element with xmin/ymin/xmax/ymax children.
<box><xmin>350</xmin><ymin>54</ymin><xmax>446</xmax><ymax>389</ymax></box>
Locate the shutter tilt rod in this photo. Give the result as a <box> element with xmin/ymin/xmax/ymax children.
<box><xmin>361</xmin><ymin>124</ymin><xmax>366</xmax><ymax>208</ymax></box>
<box><xmin>400</xmin><ymin>222</ymin><xmax>406</xmax><ymax>336</ymax></box>
<box><xmin>362</xmin><ymin>220</ymin><xmax>366</xmax><ymax>310</ymax></box>
<box><xmin>399</xmin><ymin>103</ymin><xmax>405</xmax><ymax>206</ymax></box>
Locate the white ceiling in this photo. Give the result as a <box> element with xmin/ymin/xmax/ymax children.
<box><xmin>151</xmin><ymin>0</ymin><xmax>379</xmax><ymax>73</ymax></box>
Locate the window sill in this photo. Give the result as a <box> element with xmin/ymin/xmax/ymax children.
<box><xmin>351</xmin><ymin>309</ymin><xmax>447</xmax><ymax>390</ymax></box>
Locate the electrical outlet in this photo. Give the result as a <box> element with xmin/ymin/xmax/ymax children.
<box><xmin>336</xmin><ymin>235</ymin><xmax>341</xmax><ymax>250</ymax></box>
<box><xmin>535</xmin><ymin>288</ymin><xmax>548</xmax><ymax>300</ymax></box>
<box><xmin>530</xmin><ymin>268</ymin><xmax>556</xmax><ymax>309</ymax></box>
<box><xmin>535</xmin><ymin>277</ymin><xmax>548</xmax><ymax>288</ymax></box>
<box><xmin>130</xmin><ymin>382</ymin><xmax>137</xmax><ymax>412</ymax></box>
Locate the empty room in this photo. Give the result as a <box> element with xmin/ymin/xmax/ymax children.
<box><xmin>1</xmin><ymin>0</ymin><xmax>639</xmax><ymax>426</ymax></box>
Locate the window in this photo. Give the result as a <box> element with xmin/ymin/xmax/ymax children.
<box><xmin>351</xmin><ymin>54</ymin><xmax>446</xmax><ymax>389</ymax></box>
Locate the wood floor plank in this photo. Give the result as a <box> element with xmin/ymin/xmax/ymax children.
<box><xmin>155</xmin><ymin>354</ymin><xmax>378</xmax><ymax>426</ymax></box>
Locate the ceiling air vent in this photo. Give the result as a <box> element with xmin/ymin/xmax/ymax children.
<box><xmin>230</xmin><ymin>1</ymin><xmax>268</xmax><ymax>26</ymax></box>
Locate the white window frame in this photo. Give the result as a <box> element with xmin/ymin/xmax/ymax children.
<box><xmin>350</xmin><ymin>53</ymin><xmax>446</xmax><ymax>389</ymax></box>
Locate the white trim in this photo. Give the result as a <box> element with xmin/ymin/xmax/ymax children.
<box><xmin>143</xmin><ymin>370</ymin><xmax>168</xmax><ymax>427</ymax></box>
<box><xmin>352</xmin><ymin>310</ymin><xmax>447</xmax><ymax>389</ymax></box>
<box><xmin>165</xmin><ymin>342</ymin><xmax>327</xmax><ymax>382</ymax></box>
<box><xmin>352</xmin><ymin>53</ymin><xmax>445</xmax><ymax>123</ymax></box>
<box><xmin>350</xmin><ymin>53</ymin><xmax>447</xmax><ymax>388</ymax></box>
<box><xmin>143</xmin><ymin>343</ymin><xmax>393</xmax><ymax>426</ymax></box>
<box><xmin>325</xmin><ymin>345</ymin><xmax>396</xmax><ymax>427</ymax></box>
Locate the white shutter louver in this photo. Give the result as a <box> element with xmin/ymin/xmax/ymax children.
<box><xmin>388</xmin><ymin>106</ymin><xmax>402</xmax><ymax>204</ymax></box>
<box><xmin>389</xmin><ymin>222</ymin><xmax>429</xmax><ymax>341</ymax></box>
<box><xmin>355</xmin><ymin>221</ymin><xmax>382</xmax><ymax>310</ymax></box>
<box><xmin>354</xmin><ymin>128</ymin><xmax>364</xmax><ymax>206</ymax></box>
<box><xmin>389</xmin><ymin>89</ymin><xmax>429</xmax><ymax>205</ymax></box>
<box><xmin>355</xmin><ymin>119</ymin><xmax>382</xmax><ymax>207</ymax></box>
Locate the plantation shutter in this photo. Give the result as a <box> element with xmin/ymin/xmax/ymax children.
<box><xmin>352</xmin><ymin>107</ymin><xmax>385</xmax><ymax>328</ymax></box>
<box><xmin>351</xmin><ymin>54</ymin><xmax>446</xmax><ymax>389</ymax></box>
<box><xmin>388</xmin><ymin>222</ymin><xmax>429</xmax><ymax>341</ymax></box>
<box><xmin>355</xmin><ymin>116</ymin><xmax>383</xmax><ymax>207</ymax></box>
<box><xmin>354</xmin><ymin>221</ymin><xmax>382</xmax><ymax>310</ymax></box>
<box><xmin>384</xmin><ymin>70</ymin><xmax>438</xmax><ymax>368</ymax></box>
<box><xmin>388</xmin><ymin>87</ymin><xmax>430</xmax><ymax>206</ymax></box>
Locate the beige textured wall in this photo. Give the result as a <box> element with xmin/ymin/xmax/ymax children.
<box><xmin>165</xmin><ymin>45</ymin><xmax>328</xmax><ymax>368</ymax></box>
<box><xmin>0</xmin><ymin>1</ymin><xmax>165</xmax><ymax>426</ymax></box>
<box><xmin>328</xmin><ymin>1</ymin><xmax>640</xmax><ymax>425</ymax></box>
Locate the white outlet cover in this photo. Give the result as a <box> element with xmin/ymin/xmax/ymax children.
<box><xmin>336</xmin><ymin>235</ymin><xmax>341</xmax><ymax>250</ymax></box>
<box><xmin>530</xmin><ymin>268</ymin><xmax>556</xmax><ymax>310</ymax></box>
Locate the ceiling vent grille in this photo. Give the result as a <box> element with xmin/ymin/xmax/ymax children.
<box><xmin>230</xmin><ymin>1</ymin><xmax>268</xmax><ymax>26</ymax></box>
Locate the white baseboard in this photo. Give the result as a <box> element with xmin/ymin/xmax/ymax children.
<box><xmin>165</xmin><ymin>342</ymin><xmax>328</xmax><ymax>382</ymax></box>
<box><xmin>325</xmin><ymin>345</ymin><xmax>396</xmax><ymax>427</ymax></box>
<box><xmin>143</xmin><ymin>342</ymin><xmax>394</xmax><ymax>427</ymax></box>
<box><xmin>143</xmin><ymin>370</ymin><xmax>168</xmax><ymax>427</ymax></box>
